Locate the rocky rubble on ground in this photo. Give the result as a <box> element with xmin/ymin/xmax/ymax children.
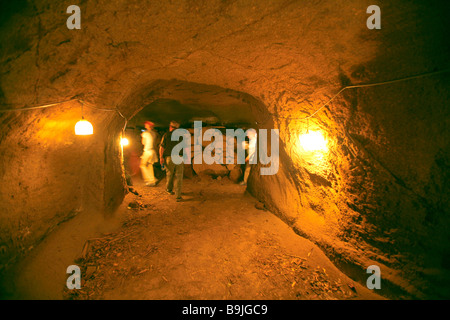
<box><xmin>253</xmin><ymin>237</ymin><xmax>358</xmax><ymax>300</ymax></box>
<box><xmin>63</xmin><ymin>209</ymin><xmax>152</xmax><ymax>300</ymax></box>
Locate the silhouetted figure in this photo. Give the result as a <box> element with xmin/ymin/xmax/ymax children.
<box><xmin>160</xmin><ymin>121</ymin><xmax>185</xmax><ymax>202</ymax></box>
<box><xmin>241</xmin><ymin>130</ymin><xmax>257</xmax><ymax>186</ymax></box>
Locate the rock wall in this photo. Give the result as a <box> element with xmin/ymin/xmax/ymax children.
<box><xmin>0</xmin><ymin>0</ymin><xmax>449</xmax><ymax>298</ymax></box>
<box><xmin>0</xmin><ymin>102</ymin><xmax>126</xmax><ymax>270</ymax></box>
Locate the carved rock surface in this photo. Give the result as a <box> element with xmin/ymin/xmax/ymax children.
<box><xmin>0</xmin><ymin>0</ymin><xmax>449</xmax><ymax>299</ymax></box>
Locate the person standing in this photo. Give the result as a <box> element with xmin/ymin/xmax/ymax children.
<box><xmin>241</xmin><ymin>129</ymin><xmax>257</xmax><ymax>186</ymax></box>
<box><xmin>140</xmin><ymin>121</ymin><xmax>159</xmax><ymax>186</ymax></box>
<box><xmin>159</xmin><ymin>121</ymin><xmax>186</xmax><ymax>202</ymax></box>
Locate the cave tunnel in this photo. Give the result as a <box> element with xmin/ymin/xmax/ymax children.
<box><xmin>0</xmin><ymin>0</ymin><xmax>449</xmax><ymax>301</ymax></box>
<box><xmin>122</xmin><ymin>81</ymin><xmax>264</xmax><ymax>188</ymax></box>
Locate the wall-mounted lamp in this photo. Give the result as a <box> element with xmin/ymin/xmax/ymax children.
<box><xmin>297</xmin><ymin>118</ymin><xmax>328</xmax><ymax>152</ymax></box>
<box><xmin>120</xmin><ymin>137</ymin><xmax>129</xmax><ymax>146</ymax></box>
<box><xmin>298</xmin><ymin>130</ymin><xmax>328</xmax><ymax>152</ymax></box>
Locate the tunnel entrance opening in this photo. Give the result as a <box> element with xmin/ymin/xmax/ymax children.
<box><xmin>123</xmin><ymin>97</ymin><xmax>257</xmax><ymax>189</ymax></box>
<box><xmin>116</xmin><ymin>80</ymin><xmax>268</xmax><ymax>198</ymax></box>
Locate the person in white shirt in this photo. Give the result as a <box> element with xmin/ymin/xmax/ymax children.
<box><xmin>241</xmin><ymin>130</ymin><xmax>257</xmax><ymax>186</ymax></box>
<box><xmin>140</xmin><ymin>121</ymin><xmax>159</xmax><ymax>186</ymax></box>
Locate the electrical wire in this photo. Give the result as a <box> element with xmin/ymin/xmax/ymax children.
<box><xmin>0</xmin><ymin>96</ymin><xmax>129</xmax><ymax>138</ymax></box>
<box><xmin>0</xmin><ymin>97</ymin><xmax>127</xmax><ymax>127</ymax></box>
<box><xmin>275</xmin><ymin>68</ymin><xmax>450</xmax><ymax>121</ymax></box>
<box><xmin>0</xmin><ymin>68</ymin><xmax>448</xmax><ymax>124</ymax></box>
<box><xmin>115</xmin><ymin>107</ymin><xmax>129</xmax><ymax>134</ymax></box>
<box><xmin>0</xmin><ymin>97</ymin><xmax>118</xmax><ymax>113</ymax></box>
<box><xmin>0</xmin><ymin>98</ymin><xmax>80</xmax><ymax>112</ymax></box>
<box><xmin>79</xmin><ymin>99</ymin><xmax>118</xmax><ymax>112</ymax></box>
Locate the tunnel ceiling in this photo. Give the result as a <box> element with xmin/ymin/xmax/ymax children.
<box><xmin>1</xmin><ymin>0</ymin><xmax>446</xmax><ymax>123</ymax></box>
<box><xmin>0</xmin><ymin>0</ymin><xmax>388</xmax><ymax>111</ymax></box>
<box><xmin>128</xmin><ymin>82</ymin><xmax>257</xmax><ymax>128</ymax></box>
<box><xmin>132</xmin><ymin>99</ymin><xmax>254</xmax><ymax>128</ymax></box>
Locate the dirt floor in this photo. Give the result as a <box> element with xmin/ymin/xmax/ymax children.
<box><xmin>59</xmin><ymin>174</ymin><xmax>384</xmax><ymax>300</ymax></box>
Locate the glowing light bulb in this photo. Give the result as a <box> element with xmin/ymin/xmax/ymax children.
<box><xmin>298</xmin><ymin>130</ymin><xmax>328</xmax><ymax>152</ymax></box>
<box><xmin>75</xmin><ymin>118</ymin><xmax>93</xmax><ymax>135</ymax></box>
<box><xmin>121</xmin><ymin>137</ymin><xmax>129</xmax><ymax>147</ymax></box>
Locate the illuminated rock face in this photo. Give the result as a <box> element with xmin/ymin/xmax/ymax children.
<box><xmin>0</xmin><ymin>0</ymin><xmax>449</xmax><ymax>298</ymax></box>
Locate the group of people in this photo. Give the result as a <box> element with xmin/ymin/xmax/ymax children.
<box><xmin>139</xmin><ymin>120</ymin><xmax>256</xmax><ymax>202</ymax></box>
<box><xmin>139</xmin><ymin>120</ymin><xmax>185</xmax><ymax>202</ymax></box>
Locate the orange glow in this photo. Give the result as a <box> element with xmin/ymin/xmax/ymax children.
<box><xmin>298</xmin><ymin>130</ymin><xmax>328</xmax><ymax>152</ymax></box>
<box><xmin>121</xmin><ymin>137</ymin><xmax>130</xmax><ymax>146</ymax></box>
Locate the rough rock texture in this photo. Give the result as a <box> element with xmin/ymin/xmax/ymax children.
<box><xmin>0</xmin><ymin>0</ymin><xmax>449</xmax><ymax>298</ymax></box>
<box><xmin>229</xmin><ymin>166</ymin><xmax>243</xmax><ymax>183</ymax></box>
<box><xmin>193</xmin><ymin>162</ymin><xmax>229</xmax><ymax>178</ymax></box>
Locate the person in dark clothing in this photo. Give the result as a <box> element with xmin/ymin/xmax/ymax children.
<box><xmin>159</xmin><ymin>121</ymin><xmax>186</xmax><ymax>202</ymax></box>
